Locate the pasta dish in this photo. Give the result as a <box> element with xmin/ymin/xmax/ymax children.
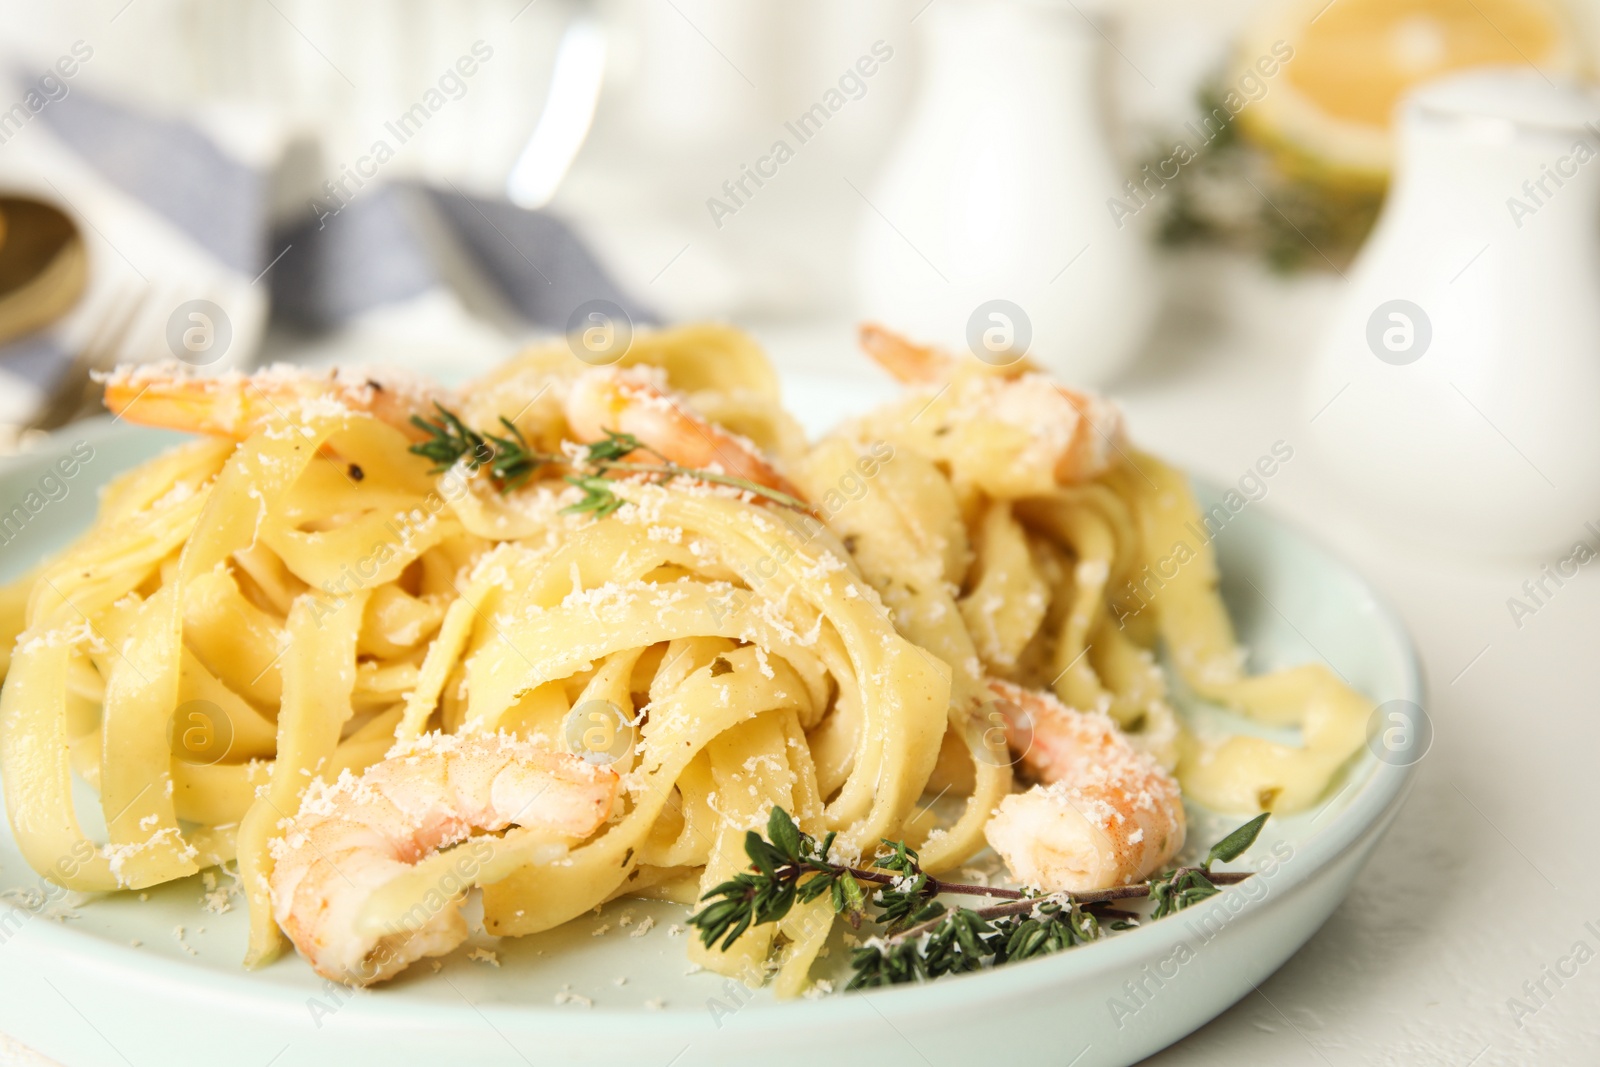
<box><xmin>0</xmin><ymin>323</ymin><xmax>1370</xmax><ymax>993</ymax></box>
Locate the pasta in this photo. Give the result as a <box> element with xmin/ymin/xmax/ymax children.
<box><xmin>0</xmin><ymin>322</ymin><xmax>1372</xmax><ymax>992</ymax></box>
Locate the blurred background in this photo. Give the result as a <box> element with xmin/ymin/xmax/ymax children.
<box><xmin>2</xmin><ymin>0</ymin><xmax>1600</xmax><ymax>557</ymax></box>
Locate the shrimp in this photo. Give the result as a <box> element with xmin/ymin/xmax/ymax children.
<box><xmin>268</xmin><ymin>732</ymin><xmax>617</xmax><ymax>984</ymax></box>
<box><xmin>100</xmin><ymin>361</ymin><xmax>803</xmax><ymax>502</ymax></box>
<box><xmin>563</xmin><ymin>366</ymin><xmax>806</xmax><ymax>500</ymax></box>
<box><xmin>859</xmin><ymin>322</ymin><xmax>959</xmax><ymax>386</ymax></box>
<box><xmin>982</xmin><ymin>679</ymin><xmax>1185</xmax><ymax>892</ymax></box>
<box><xmin>100</xmin><ymin>363</ymin><xmax>449</xmax><ymax>443</ymax></box>
<box><xmin>859</xmin><ymin>323</ymin><xmax>1125</xmax><ymax>485</ymax></box>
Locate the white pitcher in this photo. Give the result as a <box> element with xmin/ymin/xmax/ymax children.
<box><xmin>1304</xmin><ymin>69</ymin><xmax>1600</xmax><ymax>558</ymax></box>
<box><xmin>854</xmin><ymin>0</ymin><xmax>1157</xmax><ymax>385</ymax></box>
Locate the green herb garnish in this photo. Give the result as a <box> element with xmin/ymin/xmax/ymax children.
<box><xmin>562</xmin><ymin>474</ymin><xmax>628</xmax><ymax>520</ymax></box>
<box><xmin>688</xmin><ymin>807</ymin><xmax>1266</xmax><ymax>990</ymax></box>
<box><xmin>406</xmin><ymin>404</ymin><xmax>810</xmax><ymax>516</ymax></box>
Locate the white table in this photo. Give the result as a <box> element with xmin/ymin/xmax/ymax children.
<box><xmin>750</xmin><ymin>258</ymin><xmax>1599</xmax><ymax>1066</ymax></box>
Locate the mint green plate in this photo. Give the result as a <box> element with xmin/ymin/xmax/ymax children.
<box><xmin>0</xmin><ymin>410</ymin><xmax>1421</xmax><ymax>1067</ymax></box>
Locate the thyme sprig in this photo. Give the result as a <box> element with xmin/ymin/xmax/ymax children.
<box><xmin>410</xmin><ymin>404</ymin><xmax>546</xmax><ymax>490</ymax></box>
<box><xmin>688</xmin><ymin>807</ymin><xmax>1268</xmax><ymax>990</ymax></box>
<box><xmin>691</xmin><ymin>813</ymin><xmax>867</xmax><ymax>951</ymax></box>
<box><xmin>602</xmin><ymin>460</ymin><xmax>812</xmax><ymax>513</ymax></box>
<box><xmin>851</xmin><ymin>897</ymin><xmax>1108</xmax><ymax>988</ymax></box>
<box><xmin>1150</xmin><ymin>812</ymin><xmax>1269</xmax><ymax>919</ymax></box>
<box><xmin>406</xmin><ymin>404</ymin><xmax>810</xmax><ymax>514</ymax></box>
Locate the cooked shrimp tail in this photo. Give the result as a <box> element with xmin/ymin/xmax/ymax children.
<box><xmin>983</xmin><ymin>679</ymin><xmax>1185</xmax><ymax>892</ymax></box>
<box><xmin>856</xmin><ymin>324</ymin><xmax>1126</xmax><ymax>487</ymax></box>
<box><xmin>100</xmin><ymin>364</ymin><xmax>449</xmax><ymax>442</ymax></box>
<box><xmin>859</xmin><ymin>322</ymin><xmax>957</xmax><ymax>386</ymax></box>
<box><xmin>269</xmin><ymin>733</ymin><xmax>617</xmax><ymax>985</ymax></box>
<box><xmin>563</xmin><ymin>366</ymin><xmax>806</xmax><ymax>501</ymax></box>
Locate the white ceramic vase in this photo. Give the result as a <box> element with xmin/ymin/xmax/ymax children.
<box><xmin>854</xmin><ymin>0</ymin><xmax>1157</xmax><ymax>385</ymax></box>
<box><xmin>1305</xmin><ymin>69</ymin><xmax>1600</xmax><ymax>558</ymax></box>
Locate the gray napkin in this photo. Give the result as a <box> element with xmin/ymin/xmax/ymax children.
<box><xmin>0</xmin><ymin>70</ymin><xmax>655</xmax><ymax>428</ymax></box>
<box><xmin>269</xmin><ymin>182</ymin><xmax>650</xmax><ymax>332</ymax></box>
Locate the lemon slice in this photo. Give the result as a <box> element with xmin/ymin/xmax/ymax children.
<box><xmin>1237</xmin><ymin>0</ymin><xmax>1585</xmax><ymax>184</ymax></box>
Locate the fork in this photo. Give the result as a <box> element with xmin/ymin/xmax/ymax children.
<box><xmin>29</xmin><ymin>283</ymin><xmax>151</xmax><ymax>433</ymax></box>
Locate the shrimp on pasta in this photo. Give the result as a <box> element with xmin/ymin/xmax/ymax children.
<box><xmin>270</xmin><ymin>733</ymin><xmax>617</xmax><ymax>984</ymax></box>
<box><xmin>983</xmin><ymin>679</ymin><xmax>1185</xmax><ymax>892</ymax></box>
<box><xmin>845</xmin><ymin>326</ymin><xmax>1372</xmax><ymax>817</ymax></box>
<box><xmin>855</xmin><ymin>323</ymin><xmax>1126</xmax><ymax>495</ymax></box>
<box><xmin>101</xmin><ymin>361</ymin><xmax>802</xmax><ymax>500</ymax></box>
<box><xmin>563</xmin><ymin>366</ymin><xmax>805</xmax><ymax>500</ymax></box>
<box><xmin>100</xmin><ymin>363</ymin><xmax>451</xmax><ymax>443</ymax></box>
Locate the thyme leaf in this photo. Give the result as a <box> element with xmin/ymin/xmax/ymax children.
<box><xmin>409</xmin><ymin>404</ymin><xmax>498</xmax><ymax>475</ymax></box>
<box><xmin>562</xmin><ymin>475</ymin><xmax>627</xmax><ymax>519</ymax></box>
<box><xmin>1205</xmin><ymin>811</ymin><xmax>1269</xmax><ymax>869</ymax></box>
